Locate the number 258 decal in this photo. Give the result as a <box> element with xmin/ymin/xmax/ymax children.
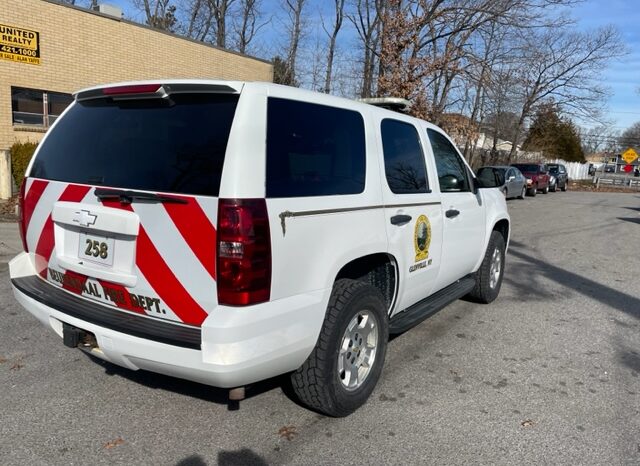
<box><xmin>84</xmin><ymin>239</ymin><xmax>108</xmax><ymax>259</ymax></box>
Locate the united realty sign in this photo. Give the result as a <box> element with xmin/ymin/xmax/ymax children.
<box><xmin>0</xmin><ymin>23</ymin><xmax>40</xmax><ymax>65</ymax></box>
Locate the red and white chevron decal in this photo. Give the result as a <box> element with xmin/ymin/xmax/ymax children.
<box><xmin>23</xmin><ymin>179</ymin><xmax>218</xmax><ymax>327</ymax></box>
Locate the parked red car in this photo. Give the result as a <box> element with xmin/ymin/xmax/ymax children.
<box><xmin>510</xmin><ymin>163</ymin><xmax>550</xmax><ymax>196</ymax></box>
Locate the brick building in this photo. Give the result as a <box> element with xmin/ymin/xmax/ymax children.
<box><xmin>0</xmin><ymin>0</ymin><xmax>273</xmax><ymax>199</ymax></box>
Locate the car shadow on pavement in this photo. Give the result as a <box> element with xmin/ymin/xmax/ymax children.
<box><xmin>175</xmin><ymin>450</ymin><xmax>269</xmax><ymax>466</ymax></box>
<box><xmin>508</xmin><ymin>240</ymin><xmax>639</xmax><ymax>321</ymax></box>
<box><xmin>82</xmin><ymin>351</ymin><xmax>287</xmax><ymax>409</ymax></box>
<box><xmin>618</xmin><ymin>217</ymin><xmax>640</xmax><ymax>225</ymax></box>
<box><xmin>617</xmin><ymin>346</ymin><xmax>640</xmax><ymax>374</ymax></box>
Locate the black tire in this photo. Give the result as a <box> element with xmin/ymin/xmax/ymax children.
<box><xmin>561</xmin><ymin>181</ymin><xmax>568</xmax><ymax>192</ymax></box>
<box><xmin>467</xmin><ymin>231</ymin><xmax>506</xmax><ymax>304</ymax></box>
<box><xmin>527</xmin><ymin>185</ymin><xmax>537</xmax><ymax>197</ymax></box>
<box><xmin>518</xmin><ymin>186</ymin><xmax>526</xmax><ymax>200</ymax></box>
<box><xmin>542</xmin><ymin>184</ymin><xmax>549</xmax><ymax>194</ymax></box>
<box><xmin>550</xmin><ymin>182</ymin><xmax>557</xmax><ymax>192</ymax></box>
<box><xmin>290</xmin><ymin>279</ymin><xmax>389</xmax><ymax>417</ymax></box>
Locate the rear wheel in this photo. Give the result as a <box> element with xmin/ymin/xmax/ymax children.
<box><xmin>467</xmin><ymin>231</ymin><xmax>506</xmax><ymax>304</ymax></box>
<box><xmin>518</xmin><ymin>186</ymin><xmax>526</xmax><ymax>199</ymax></box>
<box><xmin>290</xmin><ymin>279</ymin><xmax>388</xmax><ymax>417</ymax></box>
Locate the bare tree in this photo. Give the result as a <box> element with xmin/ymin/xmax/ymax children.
<box><xmin>282</xmin><ymin>0</ymin><xmax>307</xmax><ymax>86</ymax></box>
<box><xmin>507</xmin><ymin>26</ymin><xmax>624</xmax><ymax>160</ymax></box>
<box><xmin>135</xmin><ymin>0</ymin><xmax>177</xmax><ymax>31</ymax></box>
<box><xmin>581</xmin><ymin>125</ymin><xmax>616</xmax><ymax>154</ymax></box>
<box><xmin>233</xmin><ymin>0</ymin><xmax>267</xmax><ymax>54</ymax></box>
<box><xmin>209</xmin><ymin>0</ymin><xmax>237</xmax><ymax>48</ymax></box>
<box><xmin>348</xmin><ymin>0</ymin><xmax>383</xmax><ymax>98</ymax></box>
<box><xmin>322</xmin><ymin>0</ymin><xmax>346</xmax><ymax>94</ymax></box>
<box><xmin>184</xmin><ymin>0</ymin><xmax>212</xmax><ymax>40</ymax></box>
<box><xmin>618</xmin><ymin>122</ymin><xmax>640</xmax><ymax>151</ymax></box>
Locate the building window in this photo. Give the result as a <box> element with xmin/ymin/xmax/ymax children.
<box><xmin>11</xmin><ymin>87</ymin><xmax>73</xmax><ymax>128</ymax></box>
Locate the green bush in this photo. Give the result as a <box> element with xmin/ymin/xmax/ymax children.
<box><xmin>10</xmin><ymin>141</ymin><xmax>38</xmax><ymax>188</ymax></box>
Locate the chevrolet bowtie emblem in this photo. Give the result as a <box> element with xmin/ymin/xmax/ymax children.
<box><xmin>73</xmin><ymin>209</ymin><xmax>98</xmax><ymax>227</ymax></box>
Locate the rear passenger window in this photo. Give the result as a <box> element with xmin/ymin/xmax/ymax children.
<box><xmin>266</xmin><ymin>98</ymin><xmax>366</xmax><ymax>198</ymax></box>
<box><xmin>381</xmin><ymin>119</ymin><xmax>428</xmax><ymax>194</ymax></box>
<box><xmin>427</xmin><ymin>129</ymin><xmax>470</xmax><ymax>192</ymax></box>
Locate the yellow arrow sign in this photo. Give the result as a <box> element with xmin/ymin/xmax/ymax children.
<box><xmin>622</xmin><ymin>147</ymin><xmax>638</xmax><ymax>164</ymax></box>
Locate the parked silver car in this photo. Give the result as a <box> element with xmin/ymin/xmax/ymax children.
<box><xmin>477</xmin><ymin>166</ymin><xmax>527</xmax><ymax>199</ymax></box>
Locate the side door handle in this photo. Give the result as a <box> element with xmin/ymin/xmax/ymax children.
<box><xmin>446</xmin><ymin>209</ymin><xmax>460</xmax><ymax>218</ymax></box>
<box><xmin>390</xmin><ymin>214</ymin><xmax>412</xmax><ymax>225</ymax></box>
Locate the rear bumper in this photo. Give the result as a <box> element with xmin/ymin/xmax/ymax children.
<box><xmin>9</xmin><ymin>252</ymin><xmax>328</xmax><ymax>388</ymax></box>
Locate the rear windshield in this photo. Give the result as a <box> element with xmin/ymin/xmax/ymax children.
<box><xmin>512</xmin><ymin>164</ymin><xmax>538</xmax><ymax>173</ymax></box>
<box><xmin>31</xmin><ymin>93</ymin><xmax>239</xmax><ymax>197</ymax></box>
<box><xmin>547</xmin><ymin>164</ymin><xmax>559</xmax><ymax>173</ymax></box>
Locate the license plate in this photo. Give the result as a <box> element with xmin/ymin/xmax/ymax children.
<box><xmin>78</xmin><ymin>232</ymin><xmax>115</xmax><ymax>266</ymax></box>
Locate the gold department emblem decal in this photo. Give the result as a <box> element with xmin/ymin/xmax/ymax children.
<box><xmin>414</xmin><ymin>214</ymin><xmax>431</xmax><ymax>262</ymax></box>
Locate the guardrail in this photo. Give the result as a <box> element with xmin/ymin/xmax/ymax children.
<box><xmin>594</xmin><ymin>176</ymin><xmax>640</xmax><ymax>190</ymax></box>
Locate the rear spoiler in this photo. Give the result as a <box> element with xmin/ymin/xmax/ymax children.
<box><xmin>75</xmin><ymin>83</ymin><xmax>240</xmax><ymax>102</ymax></box>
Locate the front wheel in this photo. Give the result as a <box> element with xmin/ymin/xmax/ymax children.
<box><xmin>542</xmin><ymin>184</ymin><xmax>549</xmax><ymax>194</ymax></box>
<box><xmin>527</xmin><ymin>185</ymin><xmax>537</xmax><ymax>197</ymax></box>
<box><xmin>550</xmin><ymin>182</ymin><xmax>557</xmax><ymax>192</ymax></box>
<box><xmin>290</xmin><ymin>279</ymin><xmax>388</xmax><ymax>417</ymax></box>
<box><xmin>561</xmin><ymin>181</ymin><xmax>568</xmax><ymax>192</ymax></box>
<box><xmin>467</xmin><ymin>231</ymin><xmax>506</xmax><ymax>304</ymax></box>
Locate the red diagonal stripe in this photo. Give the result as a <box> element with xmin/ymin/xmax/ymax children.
<box><xmin>135</xmin><ymin>227</ymin><xmax>209</xmax><ymax>325</ymax></box>
<box><xmin>35</xmin><ymin>184</ymin><xmax>92</xmax><ymax>278</ymax></box>
<box><xmin>163</xmin><ymin>198</ymin><xmax>216</xmax><ymax>280</ymax></box>
<box><xmin>23</xmin><ymin>179</ymin><xmax>49</xmax><ymax>232</ymax></box>
<box><xmin>102</xmin><ymin>200</ymin><xmax>208</xmax><ymax>326</ymax></box>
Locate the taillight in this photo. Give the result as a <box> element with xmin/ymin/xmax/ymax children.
<box><xmin>217</xmin><ymin>199</ymin><xmax>271</xmax><ymax>306</ymax></box>
<box><xmin>18</xmin><ymin>178</ymin><xmax>28</xmax><ymax>252</ymax></box>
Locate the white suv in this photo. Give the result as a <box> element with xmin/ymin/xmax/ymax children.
<box><xmin>9</xmin><ymin>80</ymin><xmax>509</xmax><ymax>416</ymax></box>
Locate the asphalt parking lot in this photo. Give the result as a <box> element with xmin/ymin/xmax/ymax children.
<box><xmin>1</xmin><ymin>191</ymin><xmax>639</xmax><ymax>465</ymax></box>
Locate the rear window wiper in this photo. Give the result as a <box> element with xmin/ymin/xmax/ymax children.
<box><xmin>94</xmin><ymin>188</ymin><xmax>188</xmax><ymax>204</ymax></box>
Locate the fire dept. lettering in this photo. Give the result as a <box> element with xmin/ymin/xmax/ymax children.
<box><xmin>48</xmin><ymin>267</ymin><xmax>100</xmax><ymax>296</ymax></box>
<box><xmin>47</xmin><ymin>268</ymin><xmax>166</xmax><ymax>315</ymax></box>
<box><xmin>129</xmin><ymin>294</ymin><xmax>164</xmax><ymax>314</ymax></box>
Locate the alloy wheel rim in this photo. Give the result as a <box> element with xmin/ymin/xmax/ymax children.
<box><xmin>489</xmin><ymin>247</ymin><xmax>502</xmax><ymax>289</ymax></box>
<box><xmin>338</xmin><ymin>310</ymin><xmax>378</xmax><ymax>391</ymax></box>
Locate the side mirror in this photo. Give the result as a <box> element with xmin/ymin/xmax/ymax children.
<box><xmin>508</xmin><ymin>175</ymin><xmax>516</xmax><ymax>182</ymax></box>
<box><xmin>440</xmin><ymin>174</ymin><xmax>463</xmax><ymax>191</ymax></box>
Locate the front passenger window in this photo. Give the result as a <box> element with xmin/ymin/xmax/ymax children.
<box><xmin>427</xmin><ymin>129</ymin><xmax>469</xmax><ymax>192</ymax></box>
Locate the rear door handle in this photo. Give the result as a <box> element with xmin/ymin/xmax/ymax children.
<box><xmin>390</xmin><ymin>214</ymin><xmax>412</xmax><ymax>225</ymax></box>
<box><xmin>446</xmin><ymin>209</ymin><xmax>460</xmax><ymax>218</ymax></box>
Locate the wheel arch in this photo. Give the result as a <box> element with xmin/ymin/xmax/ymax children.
<box><xmin>334</xmin><ymin>252</ymin><xmax>398</xmax><ymax>315</ymax></box>
<box><xmin>492</xmin><ymin>218</ymin><xmax>510</xmax><ymax>245</ymax></box>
